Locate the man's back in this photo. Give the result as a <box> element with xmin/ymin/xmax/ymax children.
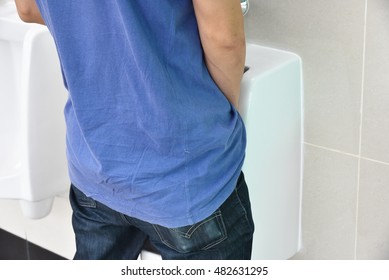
<box><xmin>34</xmin><ymin>0</ymin><xmax>246</xmax><ymax>227</ymax></box>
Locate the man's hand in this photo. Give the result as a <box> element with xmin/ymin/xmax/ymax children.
<box><xmin>193</xmin><ymin>0</ymin><xmax>245</xmax><ymax>108</ymax></box>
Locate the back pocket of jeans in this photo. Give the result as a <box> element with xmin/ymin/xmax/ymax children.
<box><xmin>152</xmin><ymin>209</ymin><xmax>227</xmax><ymax>253</ymax></box>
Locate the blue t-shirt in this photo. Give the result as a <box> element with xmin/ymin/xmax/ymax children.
<box><xmin>36</xmin><ymin>0</ymin><xmax>246</xmax><ymax>227</ymax></box>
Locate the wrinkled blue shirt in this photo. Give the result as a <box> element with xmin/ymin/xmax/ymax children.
<box><xmin>36</xmin><ymin>0</ymin><xmax>246</xmax><ymax>227</ymax></box>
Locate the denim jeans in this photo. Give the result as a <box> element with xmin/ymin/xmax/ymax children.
<box><xmin>69</xmin><ymin>172</ymin><xmax>254</xmax><ymax>260</ymax></box>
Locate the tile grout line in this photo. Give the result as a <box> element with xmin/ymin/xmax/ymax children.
<box><xmin>355</xmin><ymin>0</ymin><xmax>369</xmax><ymax>260</ymax></box>
<box><xmin>360</xmin><ymin>156</ymin><xmax>389</xmax><ymax>166</ymax></box>
<box><xmin>303</xmin><ymin>142</ymin><xmax>359</xmax><ymax>158</ymax></box>
<box><xmin>304</xmin><ymin>142</ymin><xmax>389</xmax><ymax>166</ymax></box>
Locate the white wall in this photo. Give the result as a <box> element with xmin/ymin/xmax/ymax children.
<box><xmin>245</xmin><ymin>0</ymin><xmax>389</xmax><ymax>259</ymax></box>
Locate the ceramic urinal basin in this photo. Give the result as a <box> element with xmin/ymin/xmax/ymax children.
<box><xmin>239</xmin><ymin>43</ymin><xmax>304</xmax><ymax>260</ymax></box>
<box><xmin>0</xmin><ymin>2</ymin><xmax>69</xmax><ymax>219</ymax></box>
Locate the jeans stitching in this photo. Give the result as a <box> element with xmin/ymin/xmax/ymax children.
<box><xmin>201</xmin><ymin>212</ymin><xmax>227</xmax><ymax>250</ymax></box>
<box><xmin>152</xmin><ymin>211</ymin><xmax>227</xmax><ymax>253</ymax></box>
<box><xmin>234</xmin><ymin>186</ymin><xmax>254</xmax><ymax>233</ymax></box>
<box><xmin>71</xmin><ymin>184</ymin><xmax>97</xmax><ymax>208</ymax></box>
<box><xmin>172</xmin><ymin>209</ymin><xmax>222</xmax><ymax>238</ymax></box>
<box><xmin>152</xmin><ymin>224</ymin><xmax>179</xmax><ymax>252</ymax></box>
<box><xmin>78</xmin><ymin>200</ymin><xmax>96</xmax><ymax>208</ymax></box>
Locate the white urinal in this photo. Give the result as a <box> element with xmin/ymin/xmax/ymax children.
<box><xmin>240</xmin><ymin>43</ymin><xmax>304</xmax><ymax>260</ymax></box>
<box><xmin>0</xmin><ymin>2</ymin><xmax>69</xmax><ymax>219</ymax></box>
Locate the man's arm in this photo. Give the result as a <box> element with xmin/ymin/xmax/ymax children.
<box><xmin>193</xmin><ymin>0</ymin><xmax>245</xmax><ymax>108</ymax></box>
<box><xmin>14</xmin><ymin>0</ymin><xmax>45</xmax><ymax>25</ymax></box>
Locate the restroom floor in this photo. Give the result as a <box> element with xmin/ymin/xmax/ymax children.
<box><xmin>0</xmin><ymin>228</ymin><xmax>66</xmax><ymax>260</ymax></box>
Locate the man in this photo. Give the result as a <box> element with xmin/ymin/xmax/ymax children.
<box><xmin>15</xmin><ymin>0</ymin><xmax>254</xmax><ymax>260</ymax></box>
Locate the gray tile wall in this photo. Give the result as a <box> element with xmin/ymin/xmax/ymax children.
<box><xmin>245</xmin><ymin>0</ymin><xmax>389</xmax><ymax>259</ymax></box>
